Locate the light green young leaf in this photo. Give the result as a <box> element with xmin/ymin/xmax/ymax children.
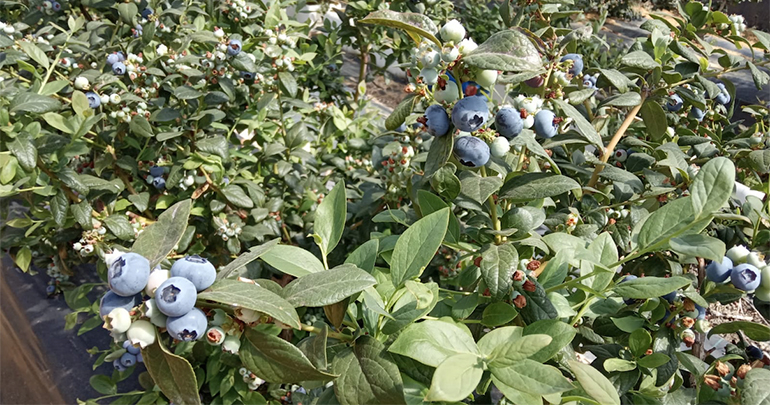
<box><xmin>425</xmin><ymin>353</ymin><xmax>484</xmax><ymax>402</ymax></box>
<box><xmin>388</xmin><ymin>318</ymin><xmax>478</xmax><ymax>367</ymax></box>
<box><xmin>312</xmin><ymin>180</ymin><xmax>346</xmax><ymax>261</ymax></box>
<box><xmin>569</xmin><ymin>360</ymin><xmax>620</xmax><ymax>405</ymax></box>
<box><xmin>261</xmin><ymin>244</ymin><xmax>325</xmax><ymax>277</ymax></box>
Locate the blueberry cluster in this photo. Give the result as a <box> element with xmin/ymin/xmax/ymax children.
<box><xmin>430</xmin><ymin>247</ymin><xmax>461</xmax><ymax>278</ymax></box>
<box><xmin>221</xmin><ymin>0</ymin><xmax>257</xmax><ymax>22</ymax></box>
<box><xmin>377</xmin><ymin>141</ymin><xmax>416</xmax><ymax>201</ymax></box>
<box><xmin>73</xmin><ymin>228</ymin><xmax>106</xmax><ymax>257</ymax></box>
<box><xmin>40</xmin><ymin>0</ymin><xmax>63</xmax><ymax>15</ymax></box>
<box><xmin>238</xmin><ymin>368</ymin><xmax>266</xmax><ymax>391</ymax></box>
<box><xmin>144</xmin><ymin>164</ymin><xmax>168</xmax><ymax>190</ymax></box>
<box><xmin>215</xmin><ymin>217</ymin><xmax>243</xmax><ymax>242</ymax></box>
<box><xmin>707</xmin><ymin>245</ymin><xmax>770</xmax><ymax>299</ymax></box>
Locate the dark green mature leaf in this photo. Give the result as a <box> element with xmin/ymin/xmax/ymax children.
<box><xmin>261</xmin><ymin>244</ymin><xmax>325</xmax><ymax>277</ymax></box>
<box><xmin>104</xmin><ymin>215</ymin><xmax>134</xmax><ymax>241</ymax></box>
<box><xmin>142</xmin><ymin>333</ymin><xmax>201</xmax><ymax>405</ymax></box>
<box><xmin>386</xmin><ymin>94</ymin><xmax>420</xmax><ymax>131</ymax></box>
<box><xmin>51</xmin><ymin>190</ymin><xmax>68</xmax><ymax>227</ymax></box>
<box><xmin>689</xmin><ymin>157</ymin><xmax>735</xmax><ymax>219</ymax></box>
<box><xmin>459</xmin><ymin>172</ymin><xmax>503</xmax><ymax>206</ymax></box>
<box><xmin>499</xmin><ymin>172</ymin><xmax>580</xmax><ymax>201</ymax></box>
<box><xmin>132</xmin><ymin>199</ymin><xmax>191</xmax><ymax>268</ymax></box>
<box><xmin>333</xmin><ymin>336</ymin><xmax>406</xmax><ymax>405</ymax></box>
<box><xmin>599</xmin><ymin>69</ymin><xmax>630</xmax><ymax>93</ymax></box>
<box><xmin>313</xmin><ymin>180</ymin><xmax>346</xmax><ymax>260</ymax></box>
<box><xmin>230</xmin><ymin>52</ymin><xmax>257</xmax><ymax>72</ymax></box>
<box><xmin>491</xmin><ymin>359</ymin><xmax>574</xmax><ymax>396</ymax></box>
<box><xmin>569</xmin><ymin>361</ymin><xmax>620</xmax><ymax>405</ymax></box>
<box><xmin>748</xmin><ymin>150</ymin><xmax>770</xmax><ymax>174</ymax></box>
<box><xmin>482</xmin><ymin>302</ymin><xmax>518</xmax><ymax>327</ymax></box>
<box><xmin>198</xmin><ymin>279</ymin><xmax>300</xmax><ymax>329</ymax></box>
<box><xmin>552</xmin><ymin>99</ymin><xmax>602</xmax><ymax>148</ymax></box>
<box><xmin>360</xmin><ymin>10</ymin><xmax>440</xmax><ymax>46</ymax></box>
<box><xmin>89</xmin><ymin>375</ymin><xmax>117</xmax><ymax>395</ymax></box>
<box><xmin>621</xmin><ymin>51</ymin><xmax>660</xmax><ymax>70</ymax></box>
<box><xmin>640</xmin><ymin>100</ymin><xmax>668</xmax><ymax>140</ymax></box>
<box><xmin>388</xmin><ymin>318</ymin><xmax>478</xmax><ymax>367</ymax></box>
<box><xmin>523</xmin><ymin>319</ymin><xmax>577</xmax><ymax>362</ymax></box>
<box><xmin>8</xmin><ymin>135</ymin><xmax>37</xmax><ymax>171</ymax></box>
<box><xmin>278</xmin><ymin>71</ymin><xmax>298</xmax><ymax>98</ymax></box>
<box><xmin>425</xmin><ymin>353</ymin><xmax>484</xmax><ymax>401</ymax></box>
<box><xmin>600</xmin><ymin>92</ymin><xmax>642</xmax><ymax>107</ymax></box>
<box><xmin>18</xmin><ymin>41</ymin><xmax>49</xmax><ymax>69</ymax></box>
<box><xmin>217</xmin><ymin>239</ymin><xmax>280</xmax><ymax>280</ymax></box>
<box><xmin>637</xmin><ymin>353</ymin><xmax>670</xmax><ymax>368</ymax></box>
<box><xmin>241</xmin><ymin>329</ymin><xmax>335</xmax><ymax>383</ymax></box>
<box><xmin>417</xmin><ymin>190</ymin><xmax>461</xmax><ymax>243</ymax></box>
<box><xmin>425</xmin><ymin>136</ymin><xmax>454</xmax><ymax>178</ymax></box>
<box><xmin>629</xmin><ymin>329</ymin><xmax>652</xmax><ymax>357</ymax></box>
<box><xmin>345</xmin><ymin>239</ymin><xmax>379</xmax><ymax>273</ymax></box>
<box><xmin>537</xmin><ymin>250</ymin><xmax>570</xmax><ymax>290</ymax></box>
<box><xmin>463</xmin><ymin>29</ymin><xmax>542</xmax><ymax>72</ymax></box>
<box><xmin>480</xmin><ymin>243</ymin><xmax>518</xmax><ymax>300</ymax></box>
<box><xmin>743</xmin><ymin>367</ymin><xmax>770</xmax><ymax>405</ymax></box>
<box><xmin>669</xmin><ymin>234</ymin><xmax>725</xmax><ymax>262</ymax></box>
<box><xmin>708</xmin><ymin>321</ymin><xmax>770</xmax><ymax>341</ymax></box>
<box><xmin>117</xmin><ymin>2</ymin><xmax>138</xmax><ymax>24</ymax></box>
<box><xmin>516</xmin><ymin>277</ymin><xmax>557</xmax><ymax>324</ymax></box>
<box><xmin>430</xmin><ymin>165</ymin><xmax>461</xmax><ymax>201</ymax></box>
<box><xmin>391</xmin><ymin>208</ymin><xmax>449</xmax><ymax>287</ymax></box>
<box><xmin>282</xmin><ymin>264</ymin><xmax>376</xmax><ymax>307</ymax></box>
<box><xmin>221</xmin><ymin>185</ymin><xmax>254</xmax><ymax>208</ymax></box>
<box><xmin>612</xmin><ymin>276</ymin><xmax>691</xmax><ymax>299</ymax></box>
<box><xmin>11</xmin><ymin>92</ymin><xmax>61</xmax><ymax>113</ymax></box>
<box><xmin>653</xmin><ymin>328</ymin><xmax>678</xmax><ymax>386</ymax></box>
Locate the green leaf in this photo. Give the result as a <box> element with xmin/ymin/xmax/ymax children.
<box><xmin>386</xmin><ymin>94</ymin><xmax>420</xmax><ymax>131</ymax></box>
<box><xmin>482</xmin><ymin>302</ymin><xmax>518</xmax><ymax>327</ymax></box>
<box><xmin>51</xmin><ymin>190</ymin><xmax>68</xmax><ymax>226</ymax></box>
<box><xmin>430</xmin><ymin>165</ymin><xmax>461</xmax><ymax>201</ymax></box>
<box><xmin>748</xmin><ymin>61</ymin><xmax>770</xmax><ymax>90</ymax></box>
<box><xmin>603</xmin><ymin>358</ymin><xmax>637</xmax><ymax>372</ymax></box>
<box><xmin>261</xmin><ymin>244</ymin><xmax>325</xmax><ymax>277</ymax></box>
<box><xmin>142</xmin><ymin>333</ymin><xmax>201</xmax><ymax>405</ymax></box>
<box><xmin>669</xmin><ymin>234</ymin><xmax>725</xmax><ymax>262</ymax></box>
<box><xmin>425</xmin><ymin>353</ymin><xmax>483</xmax><ymax>402</ymax></box>
<box><xmin>221</xmin><ymin>185</ymin><xmax>254</xmax><ymax>208</ymax></box>
<box><xmin>71</xmin><ymin>91</ymin><xmax>91</xmax><ymax>118</ymax></box>
<box><xmin>748</xmin><ymin>150</ymin><xmax>770</xmax><ymax>174</ymax></box>
<box><xmin>568</xmin><ymin>360</ymin><xmax>620</xmax><ymax>405</ymax></box>
<box><xmin>8</xmin><ymin>135</ymin><xmax>37</xmax><ymax>172</ymax></box>
<box><xmin>333</xmin><ymin>336</ymin><xmax>406</xmax><ymax>405</ymax></box>
<box><xmin>516</xmin><ymin>277</ymin><xmax>558</xmax><ymax>324</ymax></box>
<box><xmin>11</xmin><ymin>92</ymin><xmax>61</xmax><ymax>114</ymax></box>
<box><xmin>462</xmin><ymin>29</ymin><xmax>542</xmax><ymax>73</ymax></box>
<box><xmin>629</xmin><ymin>329</ymin><xmax>652</xmax><ymax>357</ymax></box>
<box><xmin>117</xmin><ymin>2</ymin><xmax>138</xmax><ymax>24</ymax></box>
<box><xmin>197</xmin><ymin>279</ymin><xmax>300</xmax><ymax>329</ymax></box>
<box><xmin>708</xmin><ymin>321</ymin><xmax>770</xmax><ymax>341</ymax></box>
<box><xmin>103</xmin><ymin>215</ymin><xmax>135</xmax><ymax>241</ymax></box>
<box><xmin>636</xmin><ymin>353</ymin><xmax>670</xmax><ymax>368</ymax></box>
<box><xmin>523</xmin><ymin>319</ymin><xmax>577</xmax><ymax>363</ymax></box>
<box><xmin>600</xmin><ymin>92</ymin><xmax>642</xmax><ymax>107</ymax></box>
<box><xmin>382</xmin><ymin>282</ymin><xmax>439</xmax><ymax>334</ymax></box>
<box><xmin>217</xmin><ymin>239</ymin><xmax>280</xmax><ymax>280</ymax></box>
<box><xmin>499</xmin><ymin>172</ymin><xmax>580</xmax><ymax>201</ymax></box>
<box><xmin>621</xmin><ymin>51</ymin><xmax>660</xmax><ymax>70</ymax></box>
<box><xmin>359</xmin><ymin>10</ymin><xmax>440</xmax><ymax>46</ymax></box>
<box><xmin>480</xmin><ymin>243</ymin><xmax>518</xmax><ymax>300</ymax></box>
<box><xmin>14</xmin><ymin>246</ymin><xmax>31</xmax><ymax>273</ymax></box>
<box><xmin>278</xmin><ymin>71</ymin><xmax>298</xmax><ymax>98</ymax></box>
<box><xmin>689</xmin><ymin>157</ymin><xmax>735</xmax><ymax>219</ymax></box>
<box><xmin>131</xmin><ymin>199</ymin><xmax>192</xmax><ymax>268</ymax></box>
<box><xmin>488</xmin><ymin>334</ymin><xmax>552</xmax><ymax>367</ymax></box>
<box><xmin>241</xmin><ymin>328</ymin><xmax>335</xmax><ymax>383</ymax></box>
<box><xmin>743</xmin><ymin>367</ymin><xmax>770</xmax><ymax>405</ymax></box>
<box><xmin>459</xmin><ymin>172</ymin><xmax>503</xmax><ymax>206</ymax></box>
<box><xmin>639</xmin><ymin>100</ymin><xmax>667</xmax><ymax>141</ymax></box>
<box><xmin>89</xmin><ymin>375</ymin><xmax>117</xmax><ymax>395</ymax></box>
<box><xmin>128</xmin><ymin>192</ymin><xmax>150</xmax><ymax>212</ymax></box>
<box><xmin>282</xmin><ymin>264</ymin><xmax>376</xmax><ymax>307</ymax></box>
<box><xmin>344</xmin><ymin>239</ymin><xmax>379</xmax><ymax>273</ymax></box>
<box><xmin>599</xmin><ymin>69</ymin><xmax>630</xmax><ymax>93</ymax></box>
<box><xmin>491</xmin><ymin>359</ymin><xmax>574</xmax><ymax>396</ymax></box>
<box><xmin>424</xmin><ymin>136</ymin><xmax>453</xmax><ymax>178</ymax></box>
<box><xmin>388</xmin><ymin>318</ymin><xmax>479</xmax><ymax>367</ymax></box>
<box><xmin>130</xmin><ymin>115</ymin><xmax>154</xmax><ymax>138</ymax></box>
<box><xmin>613</xmin><ymin>276</ymin><xmax>691</xmax><ymax>299</ymax></box>
<box><xmin>18</xmin><ymin>40</ymin><xmax>50</xmax><ymax>69</ymax></box>
<box><xmin>552</xmin><ymin>99</ymin><xmax>603</xmax><ymax>148</ymax></box>
<box><xmin>313</xmin><ymin>180</ymin><xmax>346</xmax><ymax>260</ymax></box>
<box><xmin>391</xmin><ymin>208</ymin><xmax>450</xmax><ymax>287</ymax></box>
<box><xmin>637</xmin><ymin>196</ymin><xmax>698</xmax><ymax>250</ymax></box>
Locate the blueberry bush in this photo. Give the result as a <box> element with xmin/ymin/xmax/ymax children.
<box><xmin>2</xmin><ymin>0</ymin><xmax>770</xmax><ymax>404</ymax></box>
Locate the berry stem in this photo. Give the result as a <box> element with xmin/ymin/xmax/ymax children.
<box><xmin>587</xmin><ymin>93</ymin><xmax>647</xmax><ymax>189</ymax></box>
<box><xmin>299</xmin><ymin>323</ymin><xmax>354</xmax><ymax>342</ymax></box>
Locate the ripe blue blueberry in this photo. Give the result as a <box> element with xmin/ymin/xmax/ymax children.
<box><xmin>396</xmin><ymin>123</ymin><xmax>407</xmax><ymax>133</ymax></box>
<box><xmin>240</xmin><ymin>71</ymin><xmax>255</xmax><ymax>81</ymax></box>
<box><xmin>495</xmin><ymin>107</ymin><xmax>523</xmax><ymax>140</ymax></box>
<box><xmin>149</xmin><ymin>166</ymin><xmax>164</xmax><ymax>178</ymax></box>
<box><xmin>695</xmin><ymin>304</ymin><xmax>706</xmax><ymax>320</ymax></box>
<box><xmin>120</xmin><ymin>352</ymin><xmax>137</xmax><ymax>367</ymax></box>
<box><xmin>99</xmin><ymin>291</ymin><xmax>142</xmax><ymax>318</ymax></box>
<box><xmin>747</xmin><ymin>345</ymin><xmax>763</xmax><ymax>361</ymax></box>
<box><xmin>140</xmin><ymin>7</ymin><xmax>153</xmax><ymax>19</ymax></box>
<box><xmin>155</xmin><ymin>277</ymin><xmax>198</xmax><ymax>317</ymax></box>
<box><xmin>582</xmin><ymin>75</ymin><xmax>597</xmax><ymax>89</ymax></box>
<box><xmin>46</xmin><ymin>284</ymin><xmax>56</xmax><ymax>295</ymax></box>
<box><xmin>108</xmin><ymin>253</ymin><xmax>151</xmax><ymax>297</ymax></box>
<box><xmin>714</xmin><ymin>83</ymin><xmax>730</xmax><ymax>105</ymax></box>
<box><xmin>614</xmin><ymin>149</ymin><xmax>628</xmax><ymax>162</ymax></box>
<box><xmin>166</xmin><ymin>308</ymin><xmax>208</xmax><ymax>341</ymax></box>
<box><xmin>661</xmin><ymin>290</ymin><xmax>677</xmax><ymax>303</ymax></box>
<box><xmin>454</xmin><ymin>136</ymin><xmax>490</xmax><ymax>168</ymax></box>
<box><xmin>452</xmin><ymin>96</ymin><xmax>489</xmax><ymax>132</ymax></box>
<box><xmin>170</xmin><ymin>255</ymin><xmax>217</xmax><ymax>292</ymax></box>
<box><xmin>706</xmin><ymin>256</ymin><xmax>733</xmax><ymax>283</ymax></box>
<box><xmin>731</xmin><ymin>263</ymin><xmax>761</xmax><ymax>291</ymax></box>
<box><xmin>113</xmin><ymin>359</ymin><xmax>127</xmax><ymax>372</ymax></box>
<box><xmin>690</xmin><ymin>107</ymin><xmax>706</xmax><ymax>122</ymax></box>
<box><xmin>619</xmin><ymin>275</ymin><xmax>638</xmax><ymax>305</ymax></box>
<box><xmin>424</xmin><ymin>104</ymin><xmax>450</xmax><ymax>137</ymax></box>
<box><xmin>152</xmin><ymin>177</ymin><xmax>166</xmax><ymax>190</ymax></box>
<box><xmin>112</xmin><ymin>62</ymin><xmax>127</xmax><ymax>75</ymax></box>
<box><xmin>533</xmin><ymin>109</ymin><xmax>558</xmax><ymax>139</ymax></box>
<box><xmin>136</xmin><ymin>353</ymin><xmax>143</xmax><ymax>363</ymax></box>
<box><xmin>106</xmin><ymin>53</ymin><xmax>120</xmax><ymax>66</ymax></box>
<box><xmin>52</xmin><ymin>1</ymin><xmax>61</xmax><ymax>11</ymax></box>
<box><xmin>227</xmin><ymin>39</ymin><xmax>242</xmax><ymax>56</ymax></box>
<box><xmin>667</xmin><ymin>94</ymin><xmax>684</xmax><ymax>112</ymax></box>
<box><xmin>560</xmin><ymin>54</ymin><xmax>584</xmax><ymax>76</ymax></box>
<box><xmin>123</xmin><ymin>340</ymin><xmax>141</xmax><ymax>355</ymax></box>
<box><xmin>86</xmin><ymin>92</ymin><xmax>101</xmax><ymax>109</ymax></box>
